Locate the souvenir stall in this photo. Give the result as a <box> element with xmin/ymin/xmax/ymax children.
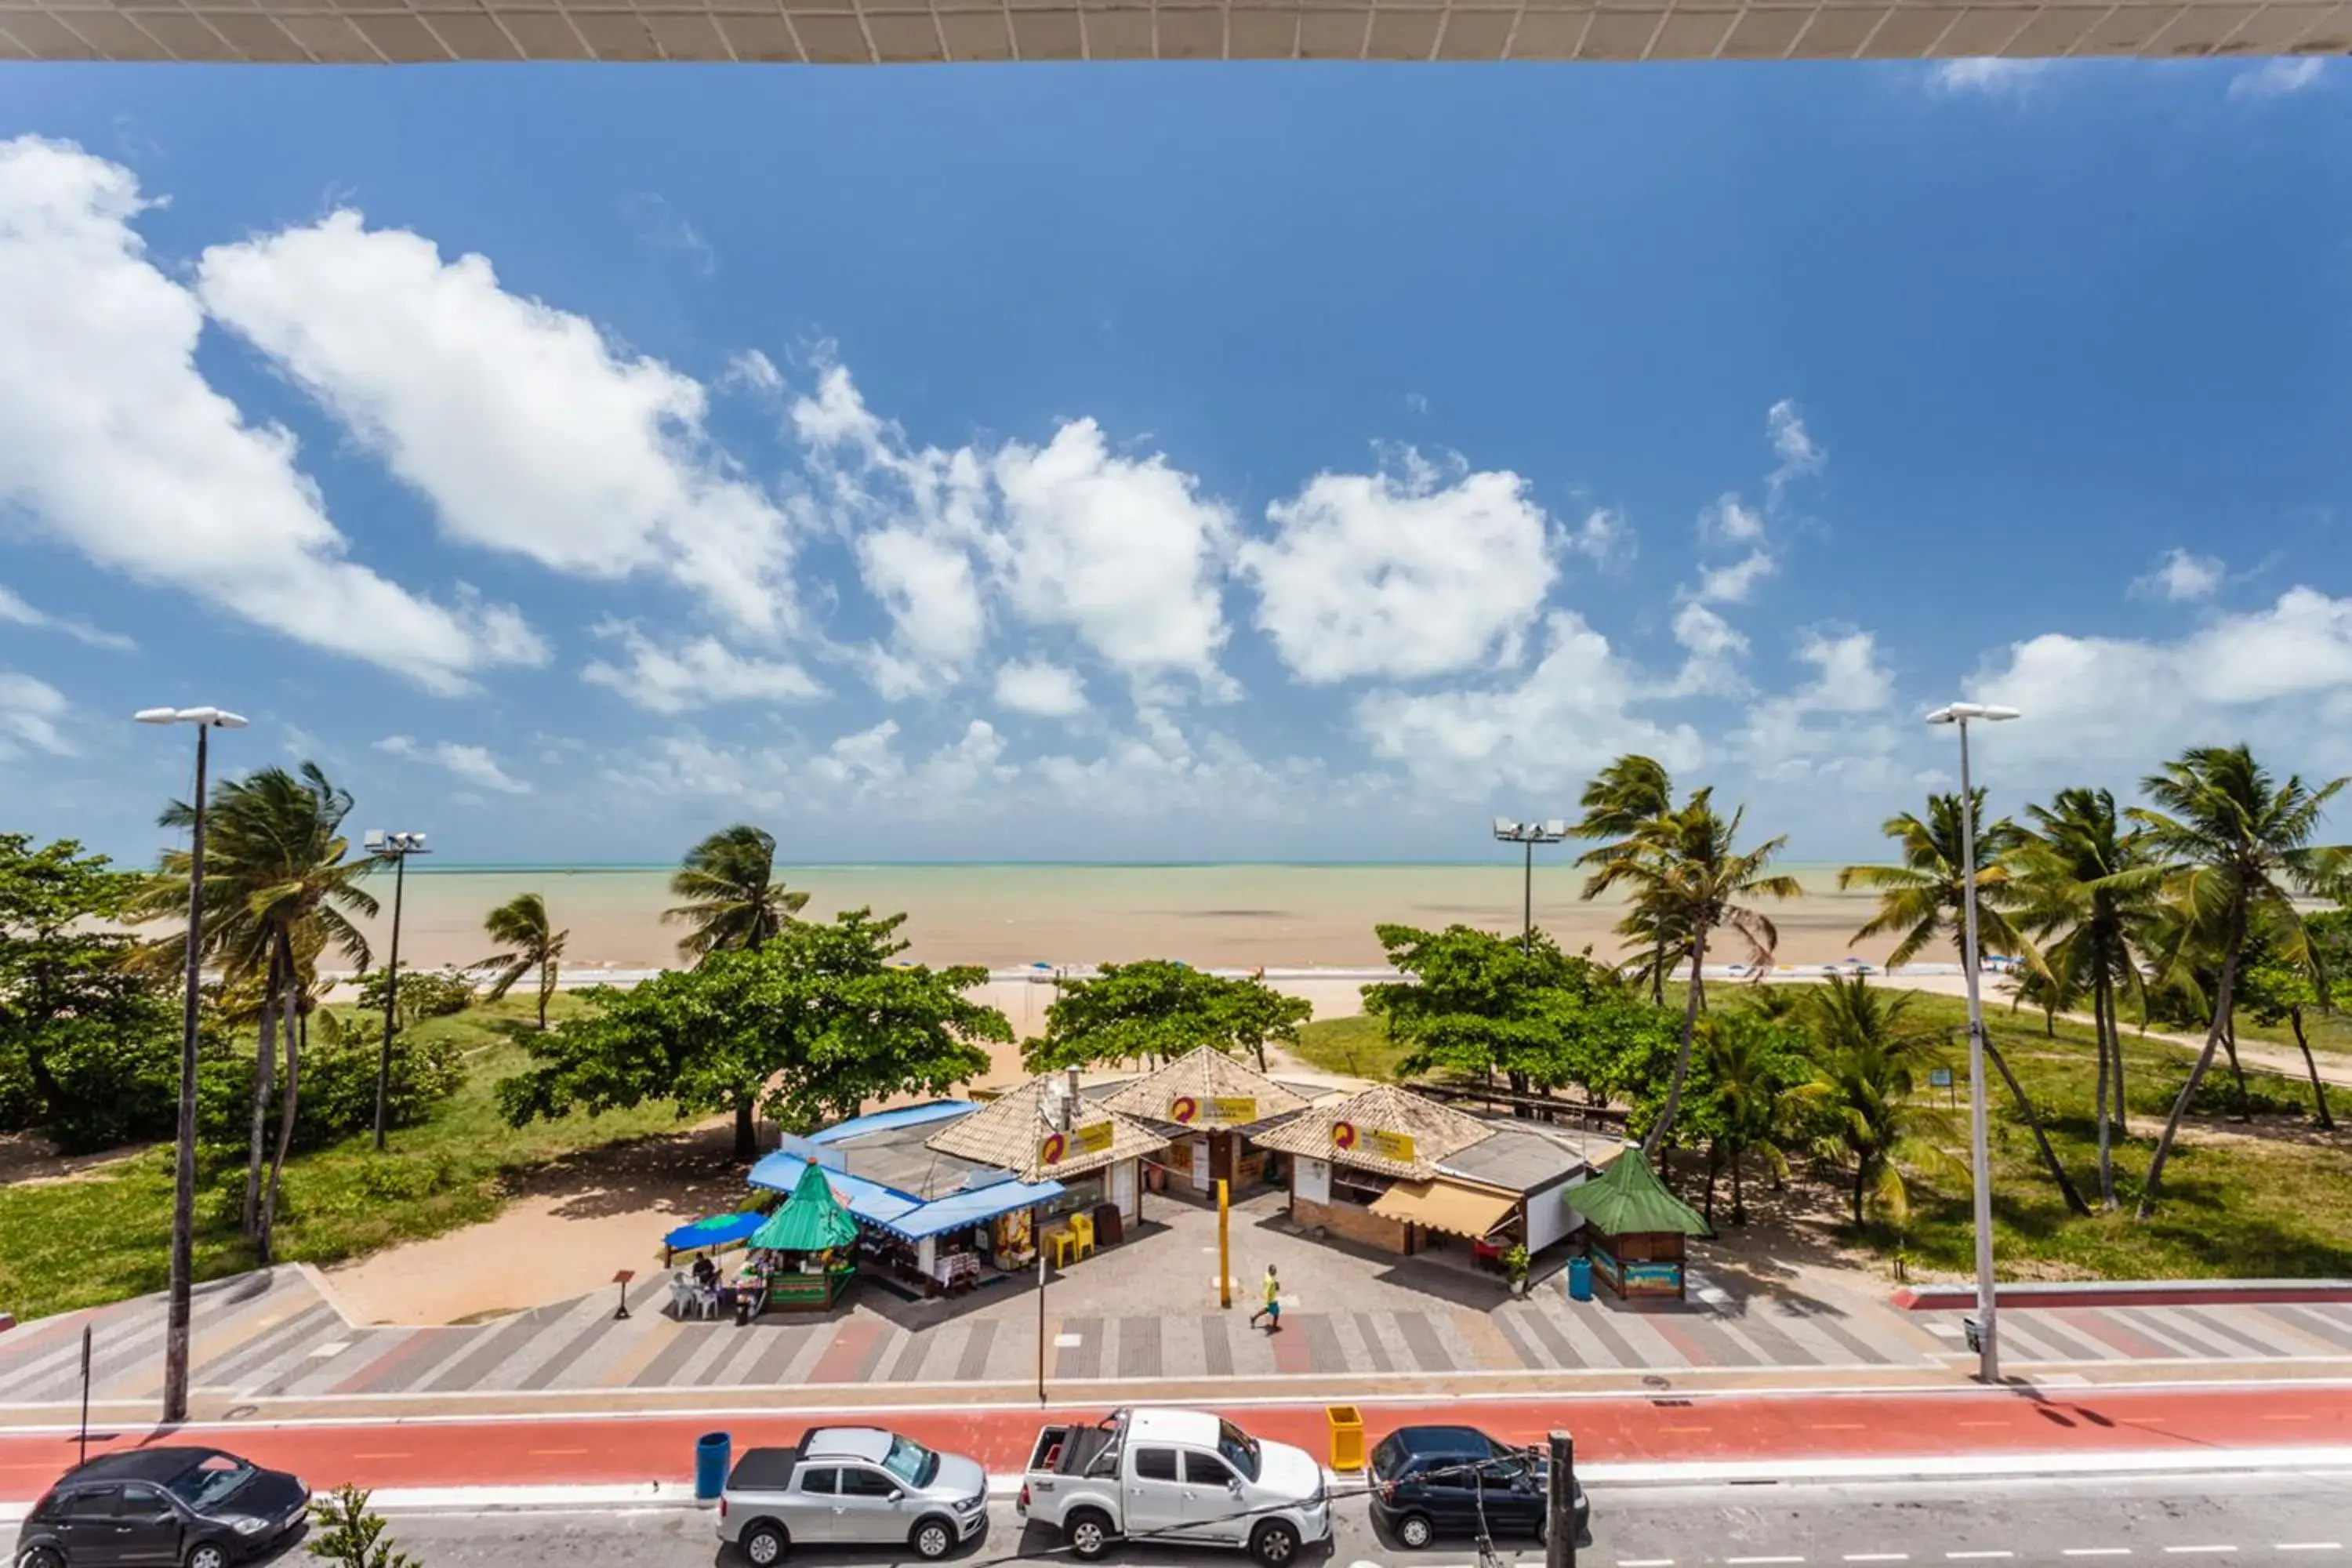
<box><xmin>739</xmin><ymin>1163</ymin><xmax>860</xmax><ymax>1315</ymax></box>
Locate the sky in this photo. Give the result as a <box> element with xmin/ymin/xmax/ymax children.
<box><xmin>2</xmin><ymin>56</ymin><xmax>2350</xmax><ymax>867</ymax></box>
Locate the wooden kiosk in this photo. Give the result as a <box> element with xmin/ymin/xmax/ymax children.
<box><xmin>742</xmin><ymin>1163</ymin><xmax>859</xmax><ymax>1312</ymax></box>
<box><xmin>1563</xmin><ymin>1150</ymin><xmax>1711</xmax><ymax>1300</ymax></box>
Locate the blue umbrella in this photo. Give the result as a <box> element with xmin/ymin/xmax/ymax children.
<box><xmin>662</xmin><ymin>1210</ymin><xmax>764</xmax><ymax>1254</ymax></box>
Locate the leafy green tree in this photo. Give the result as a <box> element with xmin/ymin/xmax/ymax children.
<box><xmin>1025</xmin><ymin>960</ymin><xmax>1310</xmax><ymax>1073</ymax></box>
<box><xmin>2131</xmin><ymin>744</ymin><xmax>2350</xmax><ymax>1215</ymax></box>
<box><xmin>1583</xmin><ymin>789</ymin><xmax>1800</xmax><ymax>1154</ymax></box>
<box><xmin>307</xmin><ymin>1485</ymin><xmax>417</xmax><ymax>1568</ymax></box>
<box><xmin>1696</xmin><ymin>1006</ymin><xmax>1811</xmax><ymax>1226</ymax></box>
<box><xmin>0</xmin><ymin>836</ymin><xmax>175</xmax><ymax>1147</ymax></box>
<box><xmin>2012</xmin><ymin>786</ymin><xmax>2166</xmax><ymax>1208</ymax></box>
<box><xmin>1792</xmin><ymin>975</ymin><xmax>1950</xmax><ymax>1228</ymax></box>
<box><xmin>353</xmin><ymin>964</ymin><xmax>475</xmax><ymax>1029</ymax></box>
<box><xmin>479</xmin><ymin>891</ymin><xmax>567</xmax><ymax>1029</ymax></box>
<box><xmin>1841</xmin><ymin>789</ymin><xmax>2091</xmax><ymax>1217</ymax></box>
<box><xmin>499</xmin><ymin>909</ymin><xmax>1007</xmax><ymax>1159</ymax></box>
<box><xmin>2237</xmin><ymin>938</ymin><xmax>2336</xmax><ymax>1131</ymax></box>
<box><xmin>1571</xmin><ymin>754</ymin><xmax>1679</xmax><ymax>1003</ymax></box>
<box><xmin>133</xmin><ymin>763</ymin><xmax>378</xmax><ymax>1257</ymax></box>
<box><xmin>662</xmin><ymin>824</ymin><xmax>808</xmax><ymax>963</ymax></box>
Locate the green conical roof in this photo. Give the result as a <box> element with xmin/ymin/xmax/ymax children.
<box><xmin>750</xmin><ymin>1162</ymin><xmax>861</xmax><ymax>1252</ymax></box>
<box><xmin>1566</xmin><ymin>1150</ymin><xmax>1712</xmax><ymax>1238</ymax></box>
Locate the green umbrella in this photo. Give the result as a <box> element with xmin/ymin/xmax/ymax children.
<box><xmin>751</xmin><ymin>1162</ymin><xmax>861</xmax><ymax>1252</ymax></box>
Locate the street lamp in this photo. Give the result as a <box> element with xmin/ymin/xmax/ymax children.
<box><xmin>136</xmin><ymin>704</ymin><xmax>248</xmax><ymax>1425</ymax></box>
<box><xmin>1493</xmin><ymin>818</ymin><xmax>1570</xmax><ymax>953</ymax></box>
<box><xmin>1926</xmin><ymin>700</ymin><xmax>2020</xmax><ymax>1385</ymax></box>
<box><xmin>363</xmin><ymin>830</ymin><xmax>430</xmax><ymax>1150</ymax></box>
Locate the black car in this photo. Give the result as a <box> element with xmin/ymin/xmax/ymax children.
<box><xmin>13</xmin><ymin>1447</ymin><xmax>309</xmax><ymax>1568</ymax></box>
<box><xmin>1367</xmin><ymin>1425</ymin><xmax>1588</xmax><ymax>1551</ymax></box>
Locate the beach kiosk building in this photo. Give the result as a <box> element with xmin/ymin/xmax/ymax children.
<box><xmin>1253</xmin><ymin>1083</ymin><xmax>1596</xmax><ymax>1265</ymax></box>
<box><xmin>923</xmin><ymin>1071</ymin><xmax>1167</xmax><ymax>1255</ymax></box>
<box><xmin>1563</xmin><ymin>1150</ymin><xmax>1711</xmax><ymax>1300</ymax></box>
<box><xmin>1091</xmin><ymin>1046</ymin><xmax>1319</xmax><ymax>1199</ymax></box>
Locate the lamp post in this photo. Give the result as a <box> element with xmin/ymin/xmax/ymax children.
<box><xmin>1492</xmin><ymin>818</ymin><xmax>1570</xmax><ymax>952</ymax></box>
<box><xmin>136</xmin><ymin>704</ymin><xmax>248</xmax><ymax>1425</ymax></box>
<box><xmin>1926</xmin><ymin>700</ymin><xmax>2020</xmax><ymax>1386</ymax></box>
<box><xmin>364</xmin><ymin>830</ymin><xmax>429</xmax><ymax>1151</ymax></box>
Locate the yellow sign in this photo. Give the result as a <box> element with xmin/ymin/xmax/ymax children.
<box><xmin>1040</xmin><ymin>1120</ymin><xmax>1116</xmax><ymax>1166</ymax></box>
<box><xmin>1170</xmin><ymin>1095</ymin><xmax>1258</xmax><ymax>1125</ymax></box>
<box><xmin>1330</xmin><ymin>1121</ymin><xmax>1416</xmax><ymax>1164</ymax></box>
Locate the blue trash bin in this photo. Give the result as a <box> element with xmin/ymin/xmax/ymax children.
<box><xmin>1567</xmin><ymin>1256</ymin><xmax>1593</xmax><ymax>1303</ymax></box>
<box><xmin>695</xmin><ymin>1432</ymin><xmax>731</xmax><ymax>1501</ymax></box>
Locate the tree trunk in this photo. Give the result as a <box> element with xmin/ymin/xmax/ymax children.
<box><xmin>1983</xmin><ymin>1036</ymin><xmax>2092</xmax><ymax>1216</ymax></box>
<box><xmin>536</xmin><ymin>964</ymin><xmax>552</xmax><ymax>1031</ymax></box>
<box><xmin>2288</xmin><ymin>1005</ymin><xmax>2336</xmax><ymax>1131</ymax></box>
<box><xmin>1701</xmin><ymin>1146</ymin><xmax>1720</xmax><ymax>1225</ymax></box>
<box><xmin>244</xmin><ymin>946</ymin><xmax>281</xmax><ymax>1240</ymax></box>
<box><xmin>2140</xmin><ymin>930</ymin><xmax>2244</xmax><ymax>1218</ymax></box>
<box><xmin>733</xmin><ymin>1096</ymin><xmax>757</xmax><ymax>1161</ymax></box>
<box><xmin>2092</xmin><ymin>978</ymin><xmax>2116</xmax><ymax>1211</ymax></box>
<box><xmin>1850</xmin><ymin>1156</ymin><xmax>1870</xmax><ymax>1227</ymax></box>
<box><xmin>1644</xmin><ymin>924</ymin><xmax>1708</xmax><ymax>1156</ymax></box>
<box><xmin>2221</xmin><ymin>1019</ymin><xmax>2250</xmax><ymax>1120</ymax></box>
<box><xmin>1730</xmin><ymin>1145</ymin><xmax>1748</xmax><ymax>1227</ymax></box>
<box><xmin>2111</xmin><ymin>1000</ymin><xmax>2129</xmax><ymax>1138</ymax></box>
<box><xmin>260</xmin><ymin>936</ymin><xmax>301</xmax><ymax>1265</ymax></box>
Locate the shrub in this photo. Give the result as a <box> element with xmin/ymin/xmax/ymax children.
<box><xmin>353</xmin><ymin>964</ymin><xmax>476</xmax><ymax>1025</ymax></box>
<box><xmin>198</xmin><ymin>1018</ymin><xmax>460</xmax><ymax>1152</ymax></box>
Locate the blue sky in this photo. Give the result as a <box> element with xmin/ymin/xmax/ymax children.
<box><xmin>3</xmin><ymin>58</ymin><xmax>2350</xmax><ymax>866</ymax></box>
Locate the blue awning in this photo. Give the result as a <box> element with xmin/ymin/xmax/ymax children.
<box><xmin>747</xmin><ymin>1152</ymin><xmax>919</xmax><ymax>1228</ymax></box>
<box><xmin>662</xmin><ymin>1210</ymin><xmax>764</xmax><ymax>1253</ymax></box>
<box><xmin>805</xmin><ymin>1100</ymin><xmax>978</xmax><ymax>1145</ymax></box>
<box><xmin>872</xmin><ymin>1180</ymin><xmax>1067</xmax><ymax>1241</ymax></box>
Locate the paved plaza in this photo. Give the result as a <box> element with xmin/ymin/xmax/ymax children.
<box><xmin>6</xmin><ymin>1189</ymin><xmax>2352</xmax><ymax>1420</ymax></box>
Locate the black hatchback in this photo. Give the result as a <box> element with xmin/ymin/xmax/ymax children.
<box><xmin>13</xmin><ymin>1447</ymin><xmax>310</xmax><ymax>1568</ymax></box>
<box><xmin>1367</xmin><ymin>1425</ymin><xmax>1588</xmax><ymax>1552</ymax></box>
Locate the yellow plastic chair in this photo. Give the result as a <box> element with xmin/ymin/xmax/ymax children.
<box><xmin>1050</xmin><ymin>1227</ymin><xmax>1080</xmax><ymax>1269</ymax></box>
<box><xmin>1069</xmin><ymin>1212</ymin><xmax>1098</xmax><ymax>1261</ymax></box>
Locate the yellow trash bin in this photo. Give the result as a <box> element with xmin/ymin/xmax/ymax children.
<box><xmin>1327</xmin><ymin>1405</ymin><xmax>1366</xmax><ymax>1472</ymax></box>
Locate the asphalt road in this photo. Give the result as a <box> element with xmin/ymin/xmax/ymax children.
<box><xmin>19</xmin><ymin>1470</ymin><xmax>2350</xmax><ymax>1568</ymax></box>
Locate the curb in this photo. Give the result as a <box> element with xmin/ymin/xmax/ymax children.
<box><xmin>1893</xmin><ymin>1279</ymin><xmax>2352</xmax><ymax>1311</ymax></box>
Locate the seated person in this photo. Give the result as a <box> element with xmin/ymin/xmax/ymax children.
<box><xmin>691</xmin><ymin>1254</ymin><xmax>718</xmax><ymax>1289</ymax></box>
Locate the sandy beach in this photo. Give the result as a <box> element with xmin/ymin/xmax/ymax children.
<box><xmin>350</xmin><ymin>862</ymin><xmax>1909</xmax><ymax>978</ymax></box>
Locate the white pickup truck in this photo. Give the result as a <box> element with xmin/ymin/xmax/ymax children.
<box><xmin>1016</xmin><ymin>1407</ymin><xmax>1331</xmax><ymax>1566</ymax></box>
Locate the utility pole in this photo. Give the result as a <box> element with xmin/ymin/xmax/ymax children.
<box><xmin>1492</xmin><ymin>818</ymin><xmax>1569</xmax><ymax>953</ymax></box>
<box><xmin>1036</xmin><ymin>1248</ymin><xmax>1048</xmax><ymax>1406</ymax></box>
<box><xmin>365</xmin><ymin>830</ymin><xmax>428</xmax><ymax>1150</ymax></box>
<box><xmin>1545</xmin><ymin>1429</ymin><xmax>1576</xmax><ymax>1568</ymax></box>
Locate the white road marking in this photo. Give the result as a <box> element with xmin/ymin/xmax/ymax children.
<box><xmin>1947</xmin><ymin>1554</ymin><xmax>2014</xmax><ymax>1561</ymax></box>
<box><xmin>2063</xmin><ymin>1552</ymin><xmax>2132</xmax><ymax>1559</ymax></box>
<box><xmin>1617</xmin><ymin>1561</ymin><xmax>1677</xmax><ymax>1567</ymax></box>
<box><xmin>2163</xmin><ymin>1550</ymin><xmax>2237</xmax><ymax>1557</ymax></box>
<box><xmin>1728</xmin><ymin>1559</ymin><xmax>1807</xmax><ymax>1566</ymax></box>
<box><xmin>1845</xmin><ymin>1555</ymin><xmax>1911</xmax><ymax>1563</ymax></box>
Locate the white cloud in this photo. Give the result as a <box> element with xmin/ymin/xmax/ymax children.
<box><xmin>1668</xmin><ymin>601</ymin><xmax>1751</xmax><ymax>698</ymax></box>
<box><xmin>197</xmin><ymin>210</ymin><xmax>793</xmax><ymax>636</ymax></box>
<box><xmin>1931</xmin><ymin>58</ymin><xmax>2051</xmax><ymax>96</ymax></box>
<box><xmin>2131</xmin><ymin>547</ymin><xmax>2226</xmax><ymax>604</ymax></box>
<box><xmin>580</xmin><ymin>620</ymin><xmax>824</xmax><ymax>714</ymax></box>
<box><xmin>1766</xmin><ymin>398</ymin><xmax>1824</xmax><ymax>503</ymax></box>
<box><xmin>1238</xmin><ymin>452</ymin><xmax>1556</xmax><ymax>684</ymax></box>
<box><xmin>1567</xmin><ymin>507</ymin><xmax>1632</xmax><ymax>566</ymax></box>
<box><xmin>1694</xmin><ymin>549</ymin><xmax>1777</xmax><ymax>606</ymax></box>
<box><xmin>1354</xmin><ymin>611</ymin><xmax>1704</xmax><ymax>789</ymax></box>
<box><xmin>1700</xmin><ymin>492</ymin><xmax>1765</xmax><ymax>545</ymax></box>
<box><xmin>2230</xmin><ymin>58</ymin><xmax>2325</xmax><ymax>100</ymax></box>
<box><xmin>792</xmin><ymin>362</ymin><xmax>1236</xmax><ymax>699</ymax></box>
<box><xmin>1969</xmin><ymin>586</ymin><xmax>2352</xmax><ymax>775</ymax></box>
<box><xmin>0</xmin><ymin>136</ymin><xmax>542</xmax><ymax>695</ymax></box>
<box><xmin>993</xmin><ymin>659</ymin><xmax>1089</xmax><ymax>718</ymax></box>
<box><xmin>0</xmin><ymin>583</ymin><xmax>135</xmax><ymax>652</ymax></box>
<box><xmin>1737</xmin><ymin>628</ymin><xmax>1903</xmax><ymax>785</ymax></box>
<box><xmin>0</xmin><ymin>670</ymin><xmax>72</xmax><ymax>758</ymax></box>
<box><xmin>374</xmin><ymin>734</ymin><xmax>532</xmax><ymax>794</ymax></box>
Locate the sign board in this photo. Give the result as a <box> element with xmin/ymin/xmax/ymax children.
<box><xmin>1624</xmin><ymin>1261</ymin><xmax>1683</xmax><ymax>1297</ymax></box>
<box><xmin>1929</xmin><ymin>1068</ymin><xmax>1955</xmax><ymax>1089</ymax></box>
<box><xmin>1330</xmin><ymin>1120</ymin><xmax>1417</xmax><ymax>1165</ymax></box>
<box><xmin>1169</xmin><ymin>1094</ymin><xmax>1258</xmax><ymax>1125</ymax></box>
<box><xmin>1039</xmin><ymin>1120</ymin><xmax>1116</xmax><ymax>1167</ymax></box>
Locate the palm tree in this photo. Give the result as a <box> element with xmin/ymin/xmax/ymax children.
<box><xmin>2129</xmin><ymin>745</ymin><xmax>2350</xmax><ymax>1216</ymax></box>
<box><xmin>1573</xmin><ymin>755</ymin><xmax>1677</xmax><ymax>1002</ymax></box>
<box><xmin>1795</xmin><ymin>975</ymin><xmax>1948</xmax><ymax>1227</ymax></box>
<box><xmin>1699</xmin><ymin>1009</ymin><xmax>1794</xmax><ymax>1226</ymax></box>
<box><xmin>1841</xmin><ymin>791</ymin><xmax>2092</xmax><ymax>1217</ymax></box>
<box><xmin>1587</xmin><ymin>788</ymin><xmax>1800</xmax><ymax>1153</ymax></box>
<box><xmin>480</xmin><ymin>893</ymin><xmax>568</xmax><ymax>1029</ymax></box>
<box><xmin>662</xmin><ymin>825</ymin><xmax>809</xmax><ymax>963</ymax></box>
<box><xmin>2012</xmin><ymin>787</ymin><xmax>2165</xmax><ymax>1210</ymax></box>
<box><xmin>136</xmin><ymin>764</ymin><xmax>376</xmax><ymax>1258</ymax></box>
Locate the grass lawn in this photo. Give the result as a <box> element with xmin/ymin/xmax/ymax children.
<box><xmin>1289</xmin><ymin>1012</ymin><xmax>1415</xmax><ymax>1082</ymax></box>
<box><xmin>1861</xmin><ymin>989</ymin><xmax>2352</xmax><ymax>1282</ymax></box>
<box><xmin>0</xmin><ymin>994</ymin><xmax>698</xmax><ymax>1323</ymax></box>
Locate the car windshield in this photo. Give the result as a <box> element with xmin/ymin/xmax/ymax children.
<box><xmin>166</xmin><ymin>1455</ymin><xmax>252</xmax><ymax>1511</ymax></box>
<box><xmin>881</xmin><ymin>1435</ymin><xmax>938</xmax><ymax>1488</ymax></box>
<box><xmin>1215</xmin><ymin>1421</ymin><xmax>1260</xmax><ymax>1483</ymax></box>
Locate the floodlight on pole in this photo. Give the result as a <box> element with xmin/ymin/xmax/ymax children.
<box><xmin>368</xmin><ymin>830</ymin><xmax>430</xmax><ymax>1150</ymax></box>
<box><xmin>1493</xmin><ymin>817</ymin><xmax>1570</xmax><ymax>953</ymax></box>
<box><xmin>136</xmin><ymin>704</ymin><xmax>246</xmax><ymax>1426</ymax></box>
<box><xmin>1925</xmin><ymin>699</ymin><xmax>2019</xmax><ymax>1386</ymax></box>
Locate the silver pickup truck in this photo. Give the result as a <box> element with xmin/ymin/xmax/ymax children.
<box><xmin>1016</xmin><ymin>1407</ymin><xmax>1331</xmax><ymax>1565</ymax></box>
<box><xmin>717</xmin><ymin>1427</ymin><xmax>989</xmax><ymax>1563</ymax></box>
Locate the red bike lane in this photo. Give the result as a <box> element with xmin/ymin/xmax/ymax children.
<box><xmin>3</xmin><ymin>1384</ymin><xmax>2347</xmax><ymax>1499</ymax></box>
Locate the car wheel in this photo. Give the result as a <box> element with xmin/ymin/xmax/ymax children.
<box><xmin>739</xmin><ymin>1522</ymin><xmax>788</xmax><ymax>1565</ymax></box>
<box><xmin>1536</xmin><ymin>1507</ymin><xmax>1549</xmax><ymax>1542</ymax></box>
<box><xmin>1251</xmin><ymin>1520</ymin><xmax>1301</xmax><ymax>1566</ymax></box>
<box><xmin>1396</xmin><ymin>1512</ymin><xmax>1435</xmax><ymax>1549</ymax></box>
<box><xmin>186</xmin><ymin>1544</ymin><xmax>231</xmax><ymax>1568</ymax></box>
<box><xmin>1065</xmin><ymin>1508</ymin><xmax>1114</xmax><ymax>1561</ymax></box>
<box><xmin>910</xmin><ymin>1516</ymin><xmax>956</xmax><ymax>1560</ymax></box>
<box><xmin>16</xmin><ymin>1548</ymin><xmax>65</xmax><ymax>1568</ymax></box>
